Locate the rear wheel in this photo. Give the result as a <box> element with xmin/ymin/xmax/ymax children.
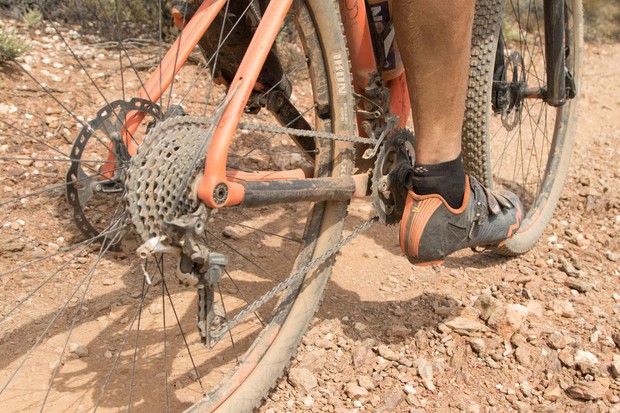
<box><xmin>0</xmin><ymin>0</ymin><xmax>354</xmax><ymax>411</ymax></box>
<box><xmin>463</xmin><ymin>0</ymin><xmax>583</xmax><ymax>254</ymax></box>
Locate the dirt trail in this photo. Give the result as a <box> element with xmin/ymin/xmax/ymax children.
<box><xmin>0</xmin><ymin>15</ymin><xmax>618</xmax><ymax>413</ymax></box>
<box><xmin>259</xmin><ymin>42</ymin><xmax>620</xmax><ymax>413</ymax></box>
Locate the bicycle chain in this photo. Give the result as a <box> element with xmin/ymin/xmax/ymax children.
<box><xmin>210</xmin><ymin>216</ymin><xmax>378</xmax><ymax>342</ymax></box>
<box><xmin>124</xmin><ymin>112</ymin><xmax>379</xmax><ymax>344</ymax></box>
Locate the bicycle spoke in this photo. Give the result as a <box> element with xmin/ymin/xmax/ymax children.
<box><xmin>163</xmin><ymin>278</ymin><xmax>206</xmax><ymax>396</ymax></box>
<box><xmin>127</xmin><ymin>277</ymin><xmax>146</xmax><ymax>413</ymax></box>
<box><xmin>205</xmin><ymin>230</ymin><xmax>283</xmax><ymax>284</ymax></box>
<box><xmin>0</xmin><ymin>165</ymin><xmax>126</xmax><ymax>207</ymax></box>
<box><xmin>0</xmin><ymin>229</ymin><xmax>117</xmax><ymax>396</ymax></box>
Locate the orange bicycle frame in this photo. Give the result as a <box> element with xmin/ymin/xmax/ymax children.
<box><xmin>122</xmin><ymin>0</ymin><xmax>411</xmax><ymax>209</ymax></box>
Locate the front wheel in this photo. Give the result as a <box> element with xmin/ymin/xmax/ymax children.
<box><xmin>463</xmin><ymin>0</ymin><xmax>583</xmax><ymax>255</ymax></box>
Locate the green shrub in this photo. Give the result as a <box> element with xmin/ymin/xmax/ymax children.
<box><xmin>23</xmin><ymin>7</ymin><xmax>43</xmax><ymax>29</ymax></box>
<box><xmin>0</xmin><ymin>28</ymin><xmax>30</xmax><ymax>64</ymax></box>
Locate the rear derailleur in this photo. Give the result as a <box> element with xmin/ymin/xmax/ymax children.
<box><xmin>136</xmin><ymin>207</ymin><xmax>230</xmax><ymax>349</ymax></box>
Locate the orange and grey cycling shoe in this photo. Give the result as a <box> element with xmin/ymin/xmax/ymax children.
<box><xmin>399</xmin><ymin>176</ymin><xmax>523</xmax><ymax>266</ymax></box>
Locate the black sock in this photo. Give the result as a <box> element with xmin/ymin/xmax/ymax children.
<box><xmin>412</xmin><ymin>154</ymin><xmax>466</xmax><ymax>209</ymax></box>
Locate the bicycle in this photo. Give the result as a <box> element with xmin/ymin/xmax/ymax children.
<box><xmin>0</xmin><ymin>0</ymin><xmax>582</xmax><ymax>411</ymax></box>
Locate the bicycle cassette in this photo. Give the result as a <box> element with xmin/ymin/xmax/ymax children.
<box><xmin>125</xmin><ymin>116</ymin><xmax>213</xmax><ymax>244</ymax></box>
<box><xmin>371</xmin><ymin>129</ymin><xmax>415</xmax><ymax>225</ymax></box>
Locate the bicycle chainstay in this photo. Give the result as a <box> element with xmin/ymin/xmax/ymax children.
<box><xmin>124</xmin><ymin>113</ymin><xmax>378</xmax><ymax>346</ymax></box>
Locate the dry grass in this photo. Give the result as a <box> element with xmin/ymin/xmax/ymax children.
<box><xmin>0</xmin><ymin>28</ymin><xmax>29</xmax><ymax>64</ymax></box>
<box><xmin>583</xmin><ymin>0</ymin><xmax>620</xmax><ymax>42</ymax></box>
<box><xmin>2</xmin><ymin>0</ymin><xmax>619</xmax><ymax>43</ymax></box>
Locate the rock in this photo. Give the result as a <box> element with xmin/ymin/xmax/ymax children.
<box><xmin>559</xmin><ymin>256</ymin><xmax>579</xmax><ymax>276</ymax></box>
<box><xmin>297</xmin><ymin>348</ymin><xmax>327</xmax><ymax>372</ymax></box>
<box><xmin>415</xmin><ymin>357</ymin><xmax>435</xmax><ymax>391</ymax></box>
<box><xmin>566</xmin><ymin>381</ymin><xmax>607</xmax><ymax>401</ymax></box>
<box><xmin>357</xmin><ymin>375</ymin><xmax>374</xmax><ymax>390</ymax></box>
<box><xmin>613</xmin><ymin>332</ymin><xmax>620</xmax><ymax>347</ymax></box>
<box><xmin>515</xmin><ymin>345</ymin><xmax>534</xmax><ymax>367</ymax></box>
<box><xmin>468</xmin><ymin>338</ymin><xmax>486</xmax><ymax>355</ymax></box>
<box><xmin>474</xmin><ymin>295</ymin><xmax>495</xmax><ymax>321</ymax></box>
<box><xmin>607</xmin><ymin>251</ymin><xmax>620</xmax><ymax>262</ymax></box>
<box><xmin>486</xmin><ymin>304</ymin><xmax>528</xmax><ymax>340</ymax></box>
<box><xmin>574</xmin><ymin>350</ymin><xmax>598</xmax><ymax>365</ymax></box>
<box><xmin>550</xmin><ymin>300</ymin><xmax>576</xmax><ymax>318</ymax></box>
<box><xmin>0</xmin><ymin>238</ymin><xmax>25</xmax><ymax>253</ymax></box>
<box><xmin>609</xmin><ymin>355</ymin><xmax>620</xmax><ymax>379</ymax></box>
<box><xmin>149</xmin><ymin>302</ymin><xmax>163</xmax><ymax>315</ymax></box>
<box><xmin>222</xmin><ymin>226</ymin><xmax>241</xmax><ymax>240</ymax></box>
<box><xmin>353</xmin><ymin>322</ymin><xmax>367</xmax><ymax>332</ymax></box>
<box><xmin>386</xmin><ymin>324</ymin><xmax>412</xmax><ymax>337</ymax></box>
<box><xmin>376</xmin><ymin>345</ymin><xmax>399</xmax><ymax>361</ymax></box>
<box><xmin>564</xmin><ymin>277</ymin><xmax>591</xmax><ymax>293</ymax></box>
<box><xmin>288</xmin><ymin>367</ymin><xmax>318</xmax><ymax>392</ymax></box>
<box><xmin>378</xmin><ymin>389</ymin><xmax>403</xmax><ymax>411</ymax></box>
<box><xmin>558</xmin><ymin>349</ymin><xmax>575</xmax><ymax>367</ymax></box>
<box><xmin>102</xmin><ymin>278</ymin><xmax>115</xmax><ymax>286</ymax></box>
<box><xmin>344</xmin><ymin>383</ymin><xmax>368</xmax><ymax>399</ymax></box>
<box><xmin>302</xmin><ymin>395</ymin><xmax>313</xmax><ymax>407</ymax></box>
<box><xmin>543</xmin><ymin>383</ymin><xmax>563</xmax><ymax>402</ymax></box>
<box><xmin>548</xmin><ymin>332</ymin><xmax>569</xmax><ymax>350</ymax></box>
<box><xmin>352</xmin><ymin>342</ymin><xmax>374</xmax><ymax>371</ymax></box>
<box><xmin>69</xmin><ymin>342</ymin><xmax>89</xmax><ymax>358</ymax></box>
<box><xmin>403</xmin><ymin>384</ymin><xmax>416</xmax><ymax>395</ymax></box>
<box><xmin>104</xmin><ymin>350</ymin><xmax>113</xmax><ymax>359</ymax></box>
<box><xmin>443</xmin><ymin>316</ymin><xmax>487</xmax><ymax>334</ymax></box>
<box><xmin>526</xmin><ymin>301</ymin><xmax>544</xmax><ymax>318</ymax></box>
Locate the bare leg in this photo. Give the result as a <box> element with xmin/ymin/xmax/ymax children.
<box><xmin>392</xmin><ymin>0</ymin><xmax>475</xmax><ymax>164</ymax></box>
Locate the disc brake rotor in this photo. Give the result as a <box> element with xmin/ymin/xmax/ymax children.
<box><xmin>65</xmin><ymin>98</ymin><xmax>162</xmax><ymax>241</ymax></box>
<box><xmin>371</xmin><ymin>129</ymin><xmax>415</xmax><ymax>225</ymax></box>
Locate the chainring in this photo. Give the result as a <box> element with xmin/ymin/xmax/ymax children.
<box><xmin>125</xmin><ymin>116</ymin><xmax>213</xmax><ymax>243</ymax></box>
<box><xmin>371</xmin><ymin>129</ymin><xmax>415</xmax><ymax>225</ymax></box>
<box><xmin>66</xmin><ymin>98</ymin><xmax>162</xmax><ymax>241</ymax></box>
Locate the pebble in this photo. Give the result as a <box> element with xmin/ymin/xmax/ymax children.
<box><xmin>288</xmin><ymin>367</ymin><xmax>318</xmax><ymax>392</ymax></box>
<box><xmin>415</xmin><ymin>358</ymin><xmax>435</xmax><ymax>391</ymax></box>
<box><xmin>486</xmin><ymin>303</ymin><xmax>528</xmax><ymax>340</ymax></box>
<box><xmin>558</xmin><ymin>349</ymin><xmax>575</xmax><ymax>367</ymax></box>
<box><xmin>565</xmin><ymin>380</ymin><xmax>607</xmax><ymax>400</ymax></box>
<box><xmin>564</xmin><ymin>277</ymin><xmax>591</xmax><ymax>293</ymax></box>
<box><xmin>403</xmin><ymin>384</ymin><xmax>416</xmax><ymax>395</ymax></box>
<box><xmin>386</xmin><ymin>324</ymin><xmax>412</xmax><ymax>337</ymax></box>
<box><xmin>609</xmin><ymin>355</ymin><xmax>620</xmax><ymax>379</ymax></box>
<box><xmin>353</xmin><ymin>322</ymin><xmax>367</xmax><ymax>332</ymax></box>
<box><xmin>574</xmin><ymin>350</ymin><xmax>599</xmax><ymax>365</ymax></box>
<box><xmin>376</xmin><ymin>345</ymin><xmax>399</xmax><ymax>361</ymax></box>
<box><xmin>357</xmin><ymin>375</ymin><xmax>374</xmax><ymax>390</ymax></box>
<box><xmin>344</xmin><ymin>383</ymin><xmax>368</xmax><ymax>399</ymax></box>
<box><xmin>443</xmin><ymin>316</ymin><xmax>487</xmax><ymax>334</ymax></box>
<box><xmin>543</xmin><ymin>383</ymin><xmax>563</xmax><ymax>401</ymax></box>
<box><xmin>550</xmin><ymin>300</ymin><xmax>576</xmax><ymax>318</ymax></box>
<box><xmin>547</xmin><ymin>332</ymin><xmax>570</xmax><ymax>350</ymax></box>
<box><xmin>69</xmin><ymin>342</ymin><xmax>89</xmax><ymax>358</ymax></box>
<box><xmin>222</xmin><ymin>226</ymin><xmax>241</xmax><ymax>240</ymax></box>
<box><xmin>559</xmin><ymin>256</ymin><xmax>579</xmax><ymax>276</ymax></box>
